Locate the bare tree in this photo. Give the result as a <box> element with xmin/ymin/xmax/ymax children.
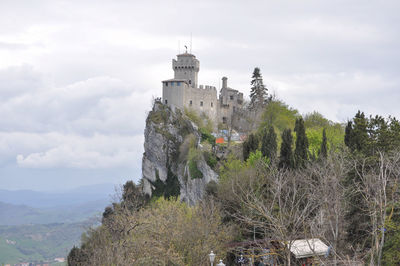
<box><xmin>353</xmin><ymin>151</ymin><xmax>400</xmax><ymax>265</ymax></box>
<box><xmin>306</xmin><ymin>153</ymin><xmax>348</xmax><ymax>265</ymax></box>
<box><xmin>225</xmin><ymin>162</ymin><xmax>322</xmax><ymax>265</ymax></box>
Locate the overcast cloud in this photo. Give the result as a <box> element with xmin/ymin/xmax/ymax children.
<box><xmin>0</xmin><ymin>0</ymin><xmax>399</xmax><ymax>190</ymax></box>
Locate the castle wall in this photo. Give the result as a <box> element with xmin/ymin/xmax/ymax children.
<box><xmin>183</xmin><ymin>85</ymin><xmax>218</xmax><ymax>123</ymax></box>
<box><xmin>218</xmin><ymin>86</ymin><xmax>244</xmax><ymax>126</ymax></box>
<box><xmin>162</xmin><ymin>81</ymin><xmax>185</xmax><ymax>111</ymax></box>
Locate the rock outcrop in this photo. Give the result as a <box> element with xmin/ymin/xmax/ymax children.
<box><xmin>142</xmin><ymin>100</ymin><xmax>218</xmax><ymax>205</ymax></box>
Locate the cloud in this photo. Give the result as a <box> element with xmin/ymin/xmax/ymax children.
<box><xmin>15</xmin><ymin>133</ymin><xmax>143</xmax><ymax>169</ymax></box>
<box><xmin>0</xmin><ymin>65</ymin><xmax>149</xmax><ymax>170</ymax></box>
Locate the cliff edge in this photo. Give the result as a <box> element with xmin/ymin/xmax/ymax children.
<box><xmin>142</xmin><ymin>100</ymin><xmax>218</xmax><ymax>205</ymax></box>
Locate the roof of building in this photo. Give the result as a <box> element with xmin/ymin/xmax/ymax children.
<box><xmin>162</xmin><ymin>79</ymin><xmax>188</xmax><ymax>82</ymax></box>
<box><xmin>177</xmin><ymin>52</ymin><xmax>196</xmax><ymax>57</ymax></box>
<box><xmin>288</xmin><ymin>238</ymin><xmax>329</xmax><ymax>259</ymax></box>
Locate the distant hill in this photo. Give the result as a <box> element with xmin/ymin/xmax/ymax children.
<box><xmin>0</xmin><ymin>183</ymin><xmax>117</xmax><ymax>208</ymax></box>
<box><xmin>0</xmin><ymin>183</ymin><xmax>118</xmax><ymax>263</ymax></box>
<box><xmin>0</xmin><ymin>200</ymin><xmax>109</xmax><ymax>225</ymax></box>
<box><xmin>0</xmin><ymin>222</ymin><xmax>90</xmax><ymax>265</ymax></box>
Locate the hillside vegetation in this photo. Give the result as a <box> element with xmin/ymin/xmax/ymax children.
<box><xmin>0</xmin><ymin>222</ymin><xmax>89</xmax><ymax>265</ymax></box>
<box><xmin>68</xmin><ymin>73</ymin><xmax>400</xmax><ymax>265</ymax></box>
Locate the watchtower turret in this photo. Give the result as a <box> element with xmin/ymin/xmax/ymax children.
<box><xmin>173</xmin><ymin>53</ymin><xmax>199</xmax><ymax>88</ymax></box>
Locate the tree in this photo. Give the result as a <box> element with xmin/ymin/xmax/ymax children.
<box><xmin>344</xmin><ymin>111</ymin><xmax>368</xmax><ymax>153</ymax></box>
<box><xmin>243</xmin><ymin>133</ymin><xmax>259</xmax><ymax>161</ymax></box>
<box><xmin>261</xmin><ymin>126</ymin><xmax>277</xmax><ymax>163</ymax></box>
<box><xmin>279</xmin><ymin>129</ymin><xmax>294</xmax><ymax>169</ymax></box>
<box><xmin>294</xmin><ymin>118</ymin><xmax>309</xmax><ymax>168</ymax></box>
<box><xmin>249</xmin><ymin>67</ymin><xmax>268</xmax><ymax>110</ymax></box>
<box><xmin>353</xmin><ymin>152</ymin><xmax>400</xmax><ymax>265</ymax></box>
<box><xmin>319</xmin><ymin>128</ymin><xmax>328</xmax><ymax>159</ymax></box>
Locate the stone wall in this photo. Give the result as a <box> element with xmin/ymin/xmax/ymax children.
<box><xmin>184</xmin><ymin>85</ymin><xmax>218</xmax><ymax>123</ymax></box>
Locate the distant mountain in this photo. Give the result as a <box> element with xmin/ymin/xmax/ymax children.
<box><xmin>0</xmin><ymin>183</ymin><xmax>117</xmax><ymax>208</ymax></box>
<box><xmin>0</xmin><ymin>183</ymin><xmax>117</xmax><ymax>264</ymax></box>
<box><xmin>0</xmin><ymin>199</ymin><xmax>109</xmax><ymax>225</ymax></box>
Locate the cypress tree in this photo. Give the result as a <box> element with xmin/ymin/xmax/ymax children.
<box><xmin>319</xmin><ymin>128</ymin><xmax>328</xmax><ymax>159</ymax></box>
<box><xmin>243</xmin><ymin>133</ymin><xmax>259</xmax><ymax>161</ymax></box>
<box><xmin>279</xmin><ymin>129</ymin><xmax>294</xmax><ymax>169</ymax></box>
<box><xmin>261</xmin><ymin>126</ymin><xmax>277</xmax><ymax>163</ymax></box>
<box><xmin>294</xmin><ymin>118</ymin><xmax>309</xmax><ymax>168</ymax></box>
<box><xmin>352</xmin><ymin>111</ymin><xmax>369</xmax><ymax>153</ymax></box>
<box><xmin>344</xmin><ymin>121</ymin><xmax>353</xmax><ymax>149</ymax></box>
<box><xmin>249</xmin><ymin>67</ymin><xmax>268</xmax><ymax>110</ymax></box>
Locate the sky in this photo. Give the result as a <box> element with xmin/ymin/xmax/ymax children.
<box><xmin>0</xmin><ymin>0</ymin><xmax>399</xmax><ymax>191</ymax></box>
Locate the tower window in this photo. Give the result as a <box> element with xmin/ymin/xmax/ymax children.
<box><xmin>222</xmin><ymin>117</ymin><xmax>227</xmax><ymax>124</ymax></box>
<box><xmin>165</xmin><ymin>82</ymin><xmax>168</xmax><ymax>86</ymax></box>
<box><xmin>211</xmin><ymin>102</ymin><xmax>213</xmax><ymax>107</ymax></box>
<box><xmin>230</xmin><ymin>95</ymin><xmax>234</xmax><ymax>100</ymax></box>
<box><xmin>189</xmin><ymin>80</ymin><xmax>191</xmax><ymax>84</ymax></box>
<box><xmin>165</xmin><ymin>99</ymin><xmax>168</xmax><ymax>104</ymax></box>
<box><xmin>200</xmin><ymin>101</ymin><xmax>203</xmax><ymax>106</ymax></box>
<box><xmin>189</xmin><ymin>100</ymin><xmax>192</xmax><ymax>106</ymax></box>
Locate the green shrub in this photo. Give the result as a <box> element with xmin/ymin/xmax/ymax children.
<box><xmin>188</xmin><ymin>147</ymin><xmax>203</xmax><ymax>179</ymax></box>
<box><xmin>189</xmin><ymin>159</ymin><xmax>203</xmax><ymax>179</ymax></box>
<box><xmin>204</xmin><ymin>151</ymin><xmax>218</xmax><ymax>169</ymax></box>
<box><xmin>200</xmin><ymin>128</ymin><xmax>216</xmax><ymax>145</ymax></box>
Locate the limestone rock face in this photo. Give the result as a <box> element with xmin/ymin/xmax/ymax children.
<box><xmin>142</xmin><ymin>101</ymin><xmax>218</xmax><ymax>204</ymax></box>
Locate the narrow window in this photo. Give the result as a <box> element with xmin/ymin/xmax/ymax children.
<box><xmin>165</xmin><ymin>82</ymin><xmax>168</xmax><ymax>86</ymax></box>
<box><xmin>165</xmin><ymin>99</ymin><xmax>168</xmax><ymax>104</ymax></box>
<box><xmin>230</xmin><ymin>95</ymin><xmax>234</xmax><ymax>100</ymax></box>
<box><xmin>211</xmin><ymin>102</ymin><xmax>213</xmax><ymax>107</ymax></box>
<box><xmin>222</xmin><ymin>117</ymin><xmax>227</xmax><ymax>124</ymax></box>
<box><xmin>190</xmin><ymin>100</ymin><xmax>192</xmax><ymax>106</ymax></box>
<box><xmin>189</xmin><ymin>80</ymin><xmax>191</xmax><ymax>84</ymax></box>
<box><xmin>200</xmin><ymin>101</ymin><xmax>203</xmax><ymax>106</ymax></box>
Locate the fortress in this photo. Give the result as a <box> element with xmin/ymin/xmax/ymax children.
<box><xmin>162</xmin><ymin>52</ymin><xmax>244</xmax><ymax>126</ymax></box>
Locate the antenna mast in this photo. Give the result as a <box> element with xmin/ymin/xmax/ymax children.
<box><xmin>190</xmin><ymin>33</ymin><xmax>192</xmax><ymax>53</ymax></box>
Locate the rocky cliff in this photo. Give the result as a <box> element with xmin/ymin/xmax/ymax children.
<box><xmin>142</xmin><ymin>101</ymin><xmax>218</xmax><ymax>205</ymax></box>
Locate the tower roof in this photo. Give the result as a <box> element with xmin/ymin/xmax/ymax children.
<box><xmin>177</xmin><ymin>52</ymin><xmax>196</xmax><ymax>58</ymax></box>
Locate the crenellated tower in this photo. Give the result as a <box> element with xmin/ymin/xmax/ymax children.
<box><xmin>172</xmin><ymin>53</ymin><xmax>199</xmax><ymax>88</ymax></box>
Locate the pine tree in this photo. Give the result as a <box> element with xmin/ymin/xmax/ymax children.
<box><xmin>243</xmin><ymin>133</ymin><xmax>259</xmax><ymax>161</ymax></box>
<box><xmin>319</xmin><ymin>128</ymin><xmax>328</xmax><ymax>159</ymax></box>
<box><xmin>294</xmin><ymin>118</ymin><xmax>309</xmax><ymax>168</ymax></box>
<box><xmin>279</xmin><ymin>129</ymin><xmax>294</xmax><ymax>169</ymax></box>
<box><xmin>261</xmin><ymin>126</ymin><xmax>277</xmax><ymax>163</ymax></box>
<box><xmin>249</xmin><ymin>67</ymin><xmax>268</xmax><ymax>110</ymax></box>
<box><xmin>345</xmin><ymin>111</ymin><xmax>369</xmax><ymax>153</ymax></box>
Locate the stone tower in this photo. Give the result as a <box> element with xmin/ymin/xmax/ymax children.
<box><xmin>172</xmin><ymin>53</ymin><xmax>199</xmax><ymax>88</ymax></box>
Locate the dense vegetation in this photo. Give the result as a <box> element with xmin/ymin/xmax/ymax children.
<box><xmin>68</xmin><ymin>69</ymin><xmax>400</xmax><ymax>265</ymax></box>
